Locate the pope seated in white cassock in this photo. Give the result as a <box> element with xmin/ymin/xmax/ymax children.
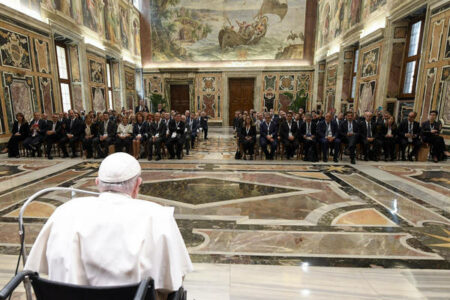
<box><xmin>25</xmin><ymin>152</ymin><xmax>193</xmax><ymax>293</ymax></box>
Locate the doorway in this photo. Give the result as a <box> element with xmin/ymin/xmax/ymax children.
<box><xmin>170</xmin><ymin>84</ymin><xmax>190</xmax><ymax>113</ymax></box>
<box><xmin>228</xmin><ymin>78</ymin><xmax>254</xmax><ymax>125</ymax></box>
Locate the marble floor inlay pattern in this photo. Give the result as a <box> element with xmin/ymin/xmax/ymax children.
<box><xmin>0</xmin><ymin>160</ymin><xmax>448</xmax><ymax>270</ymax></box>
<box><xmin>0</xmin><ymin>128</ymin><xmax>449</xmax><ymax>299</ymax></box>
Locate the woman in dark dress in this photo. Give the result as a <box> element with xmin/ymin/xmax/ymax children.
<box><xmin>7</xmin><ymin>113</ymin><xmax>29</xmax><ymax>158</ymax></box>
<box><xmin>239</xmin><ymin>115</ymin><xmax>256</xmax><ymax>160</ymax></box>
<box><xmin>421</xmin><ymin>110</ymin><xmax>449</xmax><ymax>162</ymax></box>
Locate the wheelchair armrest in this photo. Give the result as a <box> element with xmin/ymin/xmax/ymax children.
<box><xmin>133</xmin><ymin>277</ymin><xmax>153</xmax><ymax>300</ymax></box>
<box><xmin>0</xmin><ymin>270</ymin><xmax>36</xmax><ymax>300</ymax></box>
<box><xmin>167</xmin><ymin>287</ymin><xmax>186</xmax><ymax>300</ymax></box>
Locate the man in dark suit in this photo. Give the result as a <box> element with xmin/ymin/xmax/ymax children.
<box><xmin>335</xmin><ymin>112</ymin><xmax>345</xmax><ymax>128</ymax></box>
<box><xmin>190</xmin><ymin>113</ymin><xmax>200</xmax><ymax>148</ymax></box>
<box><xmin>299</xmin><ymin>113</ymin><xmax>317</xmax><ymax>162</ymax></box>
<box><xmin>421</xmin><ymin>110</ymin><xmax>449</xmax><ymax>162</ymax></box>
<box><xmin>260</xmin><ymin>113</ymin><xmax>278</xmax><ymax>160</ymax></box>
<box><xmin>156</xmin><ymin>103</ymin><xmax>165</xmax><ymax>114</ymax></box>
<box><xmin>233</xmin><ymin>111</ymin><xmax>241</xmax><ymax>134</ymax></box>
<box><xmin>295</xmin><ymin>113</ymin><xmax>303</xmax><ymax>132</ymax></box>
<box><xmin>317</xmin><ymin>113</ymin><xmax>341</xmax><ymax>162</ymax></box>
<box><xmin>279</xmin><ymin>112</ymin><xmax>298</xmax><ymax>159</ymax></box>
<box><xmin>148</xmin><ymin>112</ymin><xmax>166</xmax><ymax>161</ymax></box>
<box><xmin>93</xmin><ymin>112</ymin><xmax>117</xmax><ymax>158</ymax></box>
<box><xmin>23</xmin><ymin>112</ymin><xmax>46</xmax><ymax>157</ymax></box>
<box><xmin>59</xmin><ymin>110</ymin><xmax>84</xmax><ymax>158</ymax></box>
<box><xmin>167</xmin><ymin>113</ymin><xmax>185</xmax><ymax>159</ymax></box>
<box><xmin>398</xmin><ymin>111</ymin><xmax>421</xmax><ymax>161</ymax></box>
<box><xmin>45</xmin><ymin>113</ymin><xmax>63</xmax><ymax>160</ymax></box>
<box><xmin>200</xmin><ymin>111</ymin><xmax>208</xmax><ymax>140</ymax></box>
<box><xmin>135</xmin><ymin>100</ymin><xmax>150</xmax><ymax>113</ymax></box>
<box><xmin>359</xmin><ymin>111</ymin><xmax>379</xmax><ymax>161</ymax></box>
<box><xmin>339</xmin><ymin>111</ymin><xmax>359</xmax><ymax>164</ymax></box>
<box><xmin>182</xmin><ymin>115</ymin><xmax>192</xmax><ymax>155</ymax></box>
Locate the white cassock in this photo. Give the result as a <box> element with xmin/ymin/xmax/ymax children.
<box><xmin>25</xmin><ymin>192</ymin><xmax>193</xmax><ymax>291</ymax></box>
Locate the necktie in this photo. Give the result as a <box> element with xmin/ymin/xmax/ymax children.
<box><xmin>307</xmin><ymin>123</ymin><xmax>310</xmax><ymax>135</ymax></box>
<box><xmin>349</xmin><ymin>122</ymin><xmax>352</xmax><ymax>133</ymax></box>
<box><xmin>368</xmin><ymin>122</ymin><xmax>372</xmax><ymax>138</ymax></box>
<box><xmin>409</xmin><ymin>122</ymin><xmax>412</xmax><ymax>134</ymax></box>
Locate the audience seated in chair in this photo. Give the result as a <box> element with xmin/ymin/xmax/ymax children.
<box><xmin>167</xmin><ymin>113</ymin><xmax>185</xmax><ymax>160</ymax></box>
<box><xmin>380</xmin><ymin>116</ymin><xmax>398</xmax><ymax>162</ymax></box>
<box><xmin>359</xmin><ymin>111</ymin><xmax>380</xmax><ymax>162</ymax></box>
<box><xmin>93</xmin><ymin>112</ymin><xmax>117</xmax><ymax>158</ymax></box>
<box><xmin>6</xmin><ymin>113</ymin><xmax>29</xmax><ymax>158</ymax></box>
<box><xmin>317</xmin><ymin>113</ymin><xmax>340</xmax><ymax>163</ymax></box>
<box><xmin>339</xmin><ymin>111</ymin><xmax>359</xmax><ymax>164</ymax></box>
<box><xmin>23</xmin><ymin>112</ymin><xmax>46</xmax><ymax>157</ymax></box>
<box><xmin>398</xmin><ymin>112</ymin><xmax>422</xmax><ymax>161</ymax></box>
<box><xmin>239</xmin><ymin>115</ymin><xmax>257</xmax><ymax>160</ymax></box>
<box><xmin>421</xmin><ymin>110</ymin><xmax>450</xmax><ymax>162</ymax></box>
<box><xmin>148</xmin><ymin>112</ymin><xmax>166</xmax><ymax>161</ymax></box>
<box><xmin>115</xmin><ymin>116</ymin><xmax>133</xmax><ymax>153</ymax></box>
<box><xmin>279</xmin><ymin>112</ymin><xmax>298</xmax><ymax>160</ymax></box>
<box><xmin>259</xmin><ymin>113</ymin><xmax>278</xmax><ymax>160</ymax></box>
<box><xmin>45</xmin><ymin>114</ymin><xmax>63</xmax><ymax>160</ymax></box>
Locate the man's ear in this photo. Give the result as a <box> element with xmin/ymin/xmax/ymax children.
<box><xmin>132</xmin><ymin>177</ymin><xmax>143</xmax><ymax>199</ymax></box>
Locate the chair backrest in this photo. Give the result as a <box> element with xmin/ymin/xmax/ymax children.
<box><xmin>30</xmin><ymin>274</ymin><xmax>156</xmax><ymax>300</ymax></box>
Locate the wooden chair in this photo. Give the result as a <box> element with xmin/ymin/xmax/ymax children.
<box><xmin>417</xmin><ymin>143</ymin><xmax>430</xmax><ymax>162</ymax></box>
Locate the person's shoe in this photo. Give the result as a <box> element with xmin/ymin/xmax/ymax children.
<box><xmin>323</xmin><ymin>158</ymin><xmax>328</xmax><ymax>163</ymax></box>
<box><xmin>87</xmin><ymin>155</ymin><xmax>93</xmax><ymax>159</ymax></box>
<box><xmin>169</xmin><ymin>156</ymin><xmax>175</xmax><ymax>160</ymax></box>
<box><xmin>243</xmin><ymin>156</ymin><xmax>247</xmax><ymax>160</ymax></box>
<box><xmin>177</xmin><ymin>156</ymin><xmax>182</xmax><ymax>160</ymax></box>
<box><xmin>148</xmin><ymin>156</ymin><xmax>153</xmax><ymax>161</ymax></box>
<box><xmin>391</xmin><ymin>157</ymin><xmax>396</xmax><ymax>162</ymax></box>
<box><xmin>401</xmin><ymin>156</ymin><xmax>406</xmax><ymax>161</ymax></box>
<box><xmin>15</xmin><ymin>155</ymin><xmax>20</xmax><ymax>158</ymax></box>
<box><xmin>408</xmin><ymin>154</ymin><xmax>413</xmax><ymax>162</ymax></box>
<box><xmin>156</xmin><ymin>156</ymin><xmax>161</xmax><ymax>161</ymax></box>
<box><xmin>384</xmin><ymin>157</ymin><xmax>388</xmax><ymax>162</ymax></box>
<box><xmin>62</xmin><ymin>153</ymin><xmax>68</xmax><ymax>158</ymax></box>
<box><xmin>333</xmin><ymin>158</ymin><xmax>338</xmax><ymax>163</ymax></box>
<box><xmin>47</xmin><ymin>155</ymin><xmax>53</xmax><ymax>160</ymax></box>
<box><xmin>250</xmin><ymin>155</ymin><xmax>254</xmax><ymax>160</ymax></box>
<box><xmin>433</xmin><ymin>156</ymin><xmax>438</xmax><ymax>163</ymax></box>
<box><xmin>364</xmin><ymin>156</ymin><xmax>369</xmax><ymax>161</ymax></box>
<box><xmin>351</xmin><ymin>158</ymin><xmax>356</xmax><ymax>164</ymax></box>
<box><xmin>71</xmin><ymin>154</ymin><xmax>78</xmax><ymax>158</ymax></box>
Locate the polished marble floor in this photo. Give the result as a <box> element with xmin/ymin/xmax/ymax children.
<box><xmin>0</xmin><ymin>127</ymin><xmax>449</xmax><ymax>299</ymax></box>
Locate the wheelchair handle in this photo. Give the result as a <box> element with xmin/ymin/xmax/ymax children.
<box><xmin>19</xmin><ymin>187</ymin><xmax>100</xmax><ymax>263</ymax></box>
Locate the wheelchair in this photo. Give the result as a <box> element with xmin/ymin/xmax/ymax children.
<box><xmin>0</xmin><ymin>187</ymin><xmax>187</xmax><ymax>300</ymax></box>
